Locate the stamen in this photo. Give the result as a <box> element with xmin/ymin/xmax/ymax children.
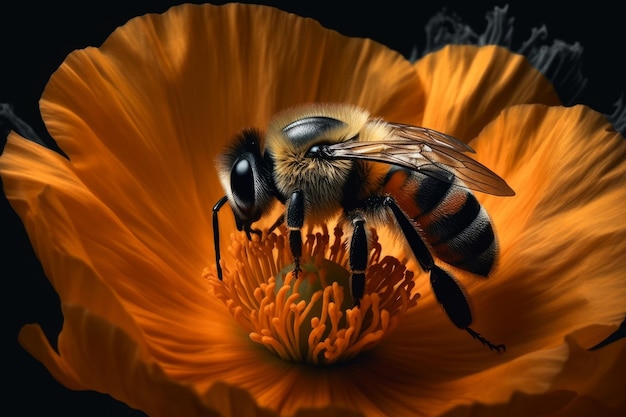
<box><xmin>205</xmin><ymin>226</ymin><xmax>420</xmax><ymax>365</ymax></box>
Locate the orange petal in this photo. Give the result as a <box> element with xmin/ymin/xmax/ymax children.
<box><xmin>19</xmin><ymin>305</ymin><xmax>281</xmax><ymax>417</ymax></box>
<box><xmin>0</xmin><ymin>134</ymin><xmax>214</xmax><ymax>309</ymax></box>
<box><xmin>0</xmin><ymin>135</ymin><xmax>236</xmax><ymax>372</ymax></box>
<box><xmin>439</xmin><ymin>331</ymin><xmax>626</xmax><ymax>417</ymax></box>
<box><xmin>414</xmin><ymin>45</ymin><xmax>561</xmax><ymax>141</ymax></box>
<box><xmin>550</xmin><ymin>329</ymin><xmax>626</xmax><ymax>416</ymax></box>
<box><xmin>2</xmin><ymin>135</ymin><xmax>283</xmax><ymax>413</ymax></box>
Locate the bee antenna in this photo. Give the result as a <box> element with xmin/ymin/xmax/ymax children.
<box><xmin>465</xmin><ymin>327</ymin><xmax>506</xmax><ymax>353</ymax></box>
<box><xmin>212</xmin><ymin>195</ymin><xmax>230</xmax><ymax>281</ymax></box>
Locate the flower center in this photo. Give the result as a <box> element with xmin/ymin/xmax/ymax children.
<box><xmin>205</xmin><ymin>225</ymin><xmax>419</xmax><ymax>365</ymax></box>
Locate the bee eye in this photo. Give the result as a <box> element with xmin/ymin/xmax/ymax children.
<box><xmin>231</xmin><ymin>157</ymin><xmax>255</xmax><ymax>211</ymax></box>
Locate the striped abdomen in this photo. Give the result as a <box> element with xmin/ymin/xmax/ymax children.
<box><xmin>381</xmin><ymin>167</ymin><xmax>497</xmax><ymax>276</ymax></box>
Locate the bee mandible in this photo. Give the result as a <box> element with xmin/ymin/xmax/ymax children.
<box><xmin>213</xmin><ymin>103</ymin><xmax>515</xmax><ymax>352</ymax></box>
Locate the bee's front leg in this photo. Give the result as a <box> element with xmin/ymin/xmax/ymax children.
<box><xmin>287</xmin><ymin>190</ymin><xmax>305</xmax><ymax>277</ymax></box>
<box><xmin>267</xmin><ymin>213</ymin><xmax>285</xmax><ymax>234</ymax></box>
<box><xmin>243</xmin><ymin>224</ymin><xmax>263</xmax><ymax>240</ymax></box>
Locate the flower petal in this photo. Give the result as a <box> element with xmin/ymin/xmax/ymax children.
<box><xmin>1</xmin><ymin>135</ymin><xmax>286</xmax><ymax>415</ymax></box>
<box><xmin>440</xmin><ymin>331</ymin><xmax>626</xmax><ymax>417</ymax></box>
<box><xmin>549</xmin><ymin>330</ymin><xmax>626</xmax><ymax>416</ymax></box>
<box><xmin>19</xmin><ymin>306</ymin><xmax>281</xmax><ymax>417</ymax></box>
<box><xmin>414</xmin><ymin>45</ymin><xmax>561</xmax><ymax>141</ymax></box>
<box><xmin>0</xmin><ymin>134</ymin><xmax>234</xmax><ymax>368</ymax></box>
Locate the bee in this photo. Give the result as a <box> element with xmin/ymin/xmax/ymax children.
<box><xmin>213</xmin><ymin>103</ymin><xmax>515</xmax><ymax>352</ymax></box>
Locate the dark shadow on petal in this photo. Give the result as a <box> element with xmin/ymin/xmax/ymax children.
<box><xmin>589</xmin><ymin>315</ymin><xmax>626</xmax><ymax>351</ymax></box>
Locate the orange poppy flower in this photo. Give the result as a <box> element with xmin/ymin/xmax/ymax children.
<box><xmin>2</xmin><ymin>3</ymin><xmax>625</xmax><ymax>417</ymax></box>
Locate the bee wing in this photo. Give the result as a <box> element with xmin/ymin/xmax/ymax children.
<box><xmin>325</xmin><ymin>123</ymin><xmax>515</xmax><ymax>196</ymax></box>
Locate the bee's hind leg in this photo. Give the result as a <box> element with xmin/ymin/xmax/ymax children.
<box><xmin>376</xmin><ymin>195</ymin><xmax>505</xmax><ymax>353</ymax></box>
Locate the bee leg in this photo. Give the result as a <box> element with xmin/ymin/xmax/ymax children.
<box><xmin>243</xmin><ymin>225</ymin><xmax>262</xmax><ymax>240</ymax></box>
<box><xmin>287</xmin><ymin>190</ymin><xmax>305</xmax><ymax>277</ymax></box>
<box><xmin>211</xmin><ymin>195</ymin><xmax>263</xmax><ymax>280</ymax></box>
<box><xmin>348</xmin><ymin>213</ymin><xmax>368</xmax><ymax>307</ymax></box>
<box><xmin>212</xmin><ymin>195</ymin><xmax>229</xmax><ymax>281</ymax></box>
<box><xmin>383</xmin><ymin>196</ymin><xmax>468</xmax><ymax>322</ymax></box>
<box><xmin>430</xmin><ymin>268</ymin><xmax>505</xmax><ymax>352</ymax></box>
<box><xmin>267</xmin><ymin>213</ymin><xmax>285</xmax><ymax>234</ymax></box>
<box><xmin>383</xmin><ymin>196</ymin><xmax>505</xmax><ymax>353</ymax></box>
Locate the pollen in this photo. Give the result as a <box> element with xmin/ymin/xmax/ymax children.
<box><xmin>204</xmin><ymin>225</ymin><xmax>419</xmax><ymax>365</ymax></box>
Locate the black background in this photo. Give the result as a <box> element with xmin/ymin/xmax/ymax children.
<box><xmin>1</xmin><ymin>1</ymin><xmax>624</xmax><ymax>415</ymax></box>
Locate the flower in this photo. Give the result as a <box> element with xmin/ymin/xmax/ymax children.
<box><xmin>2</xmin><ymin>2</ymin><xmax>625</xmax><ymax>417</ymax></box>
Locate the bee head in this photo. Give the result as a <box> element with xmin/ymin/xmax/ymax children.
<box><xmin>215</xmin><ymin>128</ymin><xmax>274</xmax><ymax>230</ymax></box>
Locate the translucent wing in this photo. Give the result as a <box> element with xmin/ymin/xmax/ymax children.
<box><xmin>324</xmin><ymin>123</ymin><xmax>515</xmax><ymax>196</ymax></box>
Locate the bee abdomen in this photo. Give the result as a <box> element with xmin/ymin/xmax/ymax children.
<box><xmin>422</xmin><ymin>191</ymin><xmax>497</xmax><ymax>277</ymax></box>
<box><xmin>382</xmin><ymin>168</ymin><xmax>497</xmax><ymax>276</ymax></box>
<box><xmin>382</xmin><ymin>167</ymin><xmax>451</xmax><ymax>219</ymax></box>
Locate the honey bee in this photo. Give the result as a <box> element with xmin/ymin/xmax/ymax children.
<box><xmin>213</xmin><ymin>103</ymin><xmax>514</xmax><ymax>352</ymax></box>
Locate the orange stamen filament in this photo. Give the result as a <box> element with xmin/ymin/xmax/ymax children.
<box><xmin>205</xmin><ymin>226</ymin><xmax>419</xmax><ymax>365</ymax></box>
